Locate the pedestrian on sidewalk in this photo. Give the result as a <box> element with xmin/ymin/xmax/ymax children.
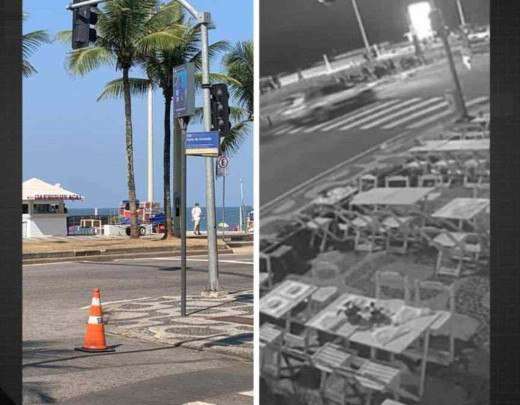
<box><xmin>191</xmin><ymin>203</ymin><xmax>202</xmax><ymax>236</ymax></box>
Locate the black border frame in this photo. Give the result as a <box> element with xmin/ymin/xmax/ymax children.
<box><xmin>491</xmin><ymin>1</ymin><xmax>520</xmax><ymax>404</ymax></box>
<box><xmin>0</xmin><ymin>1</ymin><xmax>22</xmax><ymax>404</ymax></box>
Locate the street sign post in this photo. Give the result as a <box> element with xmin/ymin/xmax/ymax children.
<box><xmin>185</xmin><ymin>131</ymin><xmax>220</xmax><ymax>157</ymax></box>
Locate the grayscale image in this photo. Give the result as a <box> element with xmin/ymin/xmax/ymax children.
<box><xmin>259</xmin><ymin>1</ymin><xmax>489</xmax><ymax>404</ymax></box>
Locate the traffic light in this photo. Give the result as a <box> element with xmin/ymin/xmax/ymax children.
<box><xmin>429</xmin><ymin>8</ymin><xmax>446</xmax><ymax>35</ymax></box>
<box><xmin>210</xmin><ymin>84</ymin><xmax>231</xmax><ymax>137</ymax></box>
<box><xmin>72</xmin><ymin>1</ymin><xmax>99</xmax><ymax>49</ymax></box>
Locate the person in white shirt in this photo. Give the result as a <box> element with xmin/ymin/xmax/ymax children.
<box><xmin>191</xmin><ymin>203</ymin><xmax>202</xmax><ymax>235</ymax></box>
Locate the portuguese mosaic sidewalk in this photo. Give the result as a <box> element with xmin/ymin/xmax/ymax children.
<box><xmin>103</xmin><ymin>290</ymin><xmax>253</xmax><ymax>360</ymax></box>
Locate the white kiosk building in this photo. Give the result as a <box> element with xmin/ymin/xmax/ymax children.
<box><xmin>22</xmin><ymin>178</ymin><xmax>83</xmax><ymax>238</ymax></box>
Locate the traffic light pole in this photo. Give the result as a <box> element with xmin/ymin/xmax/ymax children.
<box><xmin>200</xmin><ymin>19</ymin><xmax>220</xmax><ymax>292</ymax></box>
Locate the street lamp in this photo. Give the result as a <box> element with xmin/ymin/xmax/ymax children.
<box><xmin>456</xmin><ymin>0</ymin><xmax>467</xmax><ymax>27</ymax></box>
<box><xmin>429</xmin><ymin>2</ymin><xmax>470</xmax><ymax>121</ymax></box>
<box><xmin>317</xmin><ymin>0</ymin><xmax>374</xmax><ymax>63</ymax></box>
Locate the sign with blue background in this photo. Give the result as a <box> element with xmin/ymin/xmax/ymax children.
<box><xmin>174</xmin><ymin>63</ymin><xmax>195</xmax><ymax>118</ymax></box>
<box><xmin>185</xmin><ymin>131</ymin><xmax>220</xmax><ymax>157</ymax></box>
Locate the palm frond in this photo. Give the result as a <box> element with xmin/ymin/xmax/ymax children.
<box><xmin>68</xmin><ymin>46</ymin><xmax>116</xmax><ymax>76</ymax></box>
<box><xmin>97</xmin><ymin>77</ymin><xmax>151</xmax><ymax>101</ymax></box>
<box><xmin>220</xmin><ymin>120</ymin><xmax>251</xmax><ymax>155</ymax></box>
<box><xmin>55</xmin><ymin>30</ymin><xmax>72</xmax><ymax>45</ymax></box>
<box><xmin>22</xmin><ymin>29</ymin><xmax>50</xmax><ymax>76</ymax></box>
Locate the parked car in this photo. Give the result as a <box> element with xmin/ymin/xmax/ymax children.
<box><xmin>467</xmin><ymin>25</ymin><xmax>490</xmax><ymax>43</ymax></box>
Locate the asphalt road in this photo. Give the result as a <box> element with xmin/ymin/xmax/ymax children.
<box><xmin>260</xmin><ymin>53</ymin><xmax>490</xmax><ymax>207</ymax></box>
<box><xmin>23</xmin><ymin>252</ymin><xmax>253</xmax><ymax>404</ymax></box>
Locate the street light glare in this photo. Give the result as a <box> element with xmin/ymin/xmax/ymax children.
<box><xmin>408</xmin><ymin>2</ymin><xmax>433</xmax><ymax>40</ymax></box>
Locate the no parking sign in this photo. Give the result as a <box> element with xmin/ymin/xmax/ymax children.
<box><xmin>216</xmin><ymin>155</ymin><xmax>229</xmax><ymax>177</ymax></box>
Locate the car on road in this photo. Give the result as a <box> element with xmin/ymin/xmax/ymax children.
<box><xmin>467</xmin><ymin>25</ymin><xmax>490</xmax><ymax>43</ymax></box>
<box><xmin>281</xmin><ymin>81</ymin><xmax>376</xmax><ymax>125</ymax></box>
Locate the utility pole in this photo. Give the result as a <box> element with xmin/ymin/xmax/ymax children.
<box><xmin>147</xmin><ymin>83</ymin><xmax>154</xmax><ymax>203</ymax></box>
<box><xmin>199</xmin><ymin>11</ymin><xmax>220</xmax><ymax>292</ymax></box>
<box><xmin>430</xmin><ymin>1</ymin><xmax>469</xmax><ymax>121</ymax></box>
<box><xmin>456</xmin><ymin>0</ymin><xmax>467</xmax><ymax>27</ymax></box>
<box><xmin>350</xmin><ymin>0</ymin><xmax>373</xmax><ymax>63</ymax></box>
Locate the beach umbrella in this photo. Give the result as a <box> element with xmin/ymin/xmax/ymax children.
<box><xmin>218</xmin><ymin>222</ymin><xmax>230</xmax><ymax>229</ymax></box>
<box><xmin>434</xmin><ymin>160</ymin><xmax>448</xmax><ymax>167</ymax></box>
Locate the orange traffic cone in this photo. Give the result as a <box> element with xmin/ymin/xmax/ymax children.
<box><xmin>75</xmin><ymin>288</ymin><xmax>116</xmax><ymax>353</ymax></box>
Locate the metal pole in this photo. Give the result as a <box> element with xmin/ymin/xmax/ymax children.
<box><xmin>350</xmin><ymin>0</ymin><xmax>373</xmax><ymax>62</ymax></box>
<box><xmin>179</xmin><ymin>116</ymin><xmax>188</xmax><ymax>317</ymax></box>
<box><xmin>200</xmin><ymin>17</ymin><xmax>219</xmax><ymax>292</ymax></box>
<box><xmin>239</xmin><ymin>178</ymin><xmax>244</xmax><ymax>233</ymax></box>
<box><xmin>430</xmin><ymin>2</ymin><xmax>469</xmax><ymax>120</ymax></box>
<box><xmin>222</xmin><ymin>175</ymin><xmax>226</xmax><ymax>241</ymax></box>
<box><xmin>147</xmin><ymin>83</ymin><xmax>154</xmax><ymax>203</ymax></box>
<box><xmin>456</xmin><ymin>0</ymin><xmax>467</xmax><ymax>27</ymax></box>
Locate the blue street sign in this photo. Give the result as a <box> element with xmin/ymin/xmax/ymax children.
<box><xmin>174</xmin><ymin>63</ymin><xmax>195</xmax><ymax>118</ymax></box>
<box><xmin>185</xmin><ymin>131</ymin><xmax>220</xmax><ymax>157</ymax></box>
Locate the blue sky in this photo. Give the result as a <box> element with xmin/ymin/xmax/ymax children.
<box><xmin>23</xmin><ymin>0</ymin><xmax>253</xmax><ymax>209</ymax></box>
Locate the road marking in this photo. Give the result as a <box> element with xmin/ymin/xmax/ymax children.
<box><xmin>239</xmin><ymin>391</ymin><xmax>254</xmax><ymax>397</ymax></box>
<box><xmin>406</xmin><ymin>96</ymin><xmax>489</xmax><ymax>129</ymax></box>
<box><xmin>340</xmin><ymin>98</ymin><xmax>422</xmax><ymax>130</ymax></box>
<box><xmin>287</xmin><ymin>126</ymin><xmax>303</xmax><ymax>135</ymax></box>
<box><xmin>302</xmin><ymin>100</ymin><xmax>385</xmax><ymax>133</ymax></box>
<box><xmin>81</xmin><ymin>296</ymin><xmax>153</xmax><ymax>309</ymax></box>
<box><xmin>260</xmin><ymin>129</ymin><xmax>410</xmax><ymax>213</ymax></box>
<box><xmin>319</xmin><ymin>99</ymin><xmax>401</xmax><ymax>131</ymax></box>
<box><xmin>183</xmin><ymin>402</ymin><xmax>215</xmax><ymax>405</ymax></box>
<box><xmin>361</xmin><ymin>97</ymin><xmax>443</xmax><ymax>129</ymax></box>
<box><xmin>381</xmin><ymin>100</ymin><xmax>448</xmax><ymax>129</ymax></box>
<box><xmin>146</xmin><ymin>258</ymin><xmax>254</xmax><ymax>265</ymax></box>
<box><xmin>273</xmin><ymin>125</ymin><xmax>292</xmax><ymax>135</ymax></box>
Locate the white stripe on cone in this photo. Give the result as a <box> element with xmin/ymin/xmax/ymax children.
<box><xmin>91</xmin><ymin>297</ymin><xmax>100</xmax><ymax>306</ymax></box>
<box><xmin>88</xmin><ymin>316</ymin><xmax>103</xmax><ymax>325</ymax></box>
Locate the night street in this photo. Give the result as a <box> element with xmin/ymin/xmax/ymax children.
<box><xmin>260</xmin><ymin>52</ymin><xmax>489</xmax><ymax>210</ymax></box>
<box><xmin>23</xmin><ymin>251</ymin><xmax>253</xmax><ymax>404</ymax></box>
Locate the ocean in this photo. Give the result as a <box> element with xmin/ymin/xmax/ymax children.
<box><xmin>68</xmin><ymin>206</ymin><xmax>253</xmax><ymax>232</ymax></box>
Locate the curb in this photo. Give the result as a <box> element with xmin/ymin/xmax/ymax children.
<box><xmin>23</xmin><ymin>247</ymin><xmax>235</xmax><ymax>265</ymax></box>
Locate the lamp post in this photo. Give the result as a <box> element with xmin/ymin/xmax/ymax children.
<box><xmin>429</xmin><ymin>1</ymin><xmax>470</xmax><ymax>121</ymax></box>
<box><xmin>456</xmin><ymin>0</ymin><xmax>467</xmax><ymax>27</ymax></box>
<box><xmin>350</xmin><ymin>0</ymin><xmax>374</xmax><ymax>63</ymax></box>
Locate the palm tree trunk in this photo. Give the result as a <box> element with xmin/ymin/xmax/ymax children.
<box><xmin>163</xmin><ymin>88</ymin><xmax>174</xmax><ymax>238</ymax></box>
<box><xmin>122</xmin><ymin>66</ymin><xmax>139</xmax><ymax>239</ymax></box>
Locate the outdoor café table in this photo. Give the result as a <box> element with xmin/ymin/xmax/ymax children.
<box><xmin>305</xmin><ymin>293</ymin><xmax>450</xmax><ymax>399</ymax></box>
<box><xmin>260</xmin><ymin>279</ymin><xmax>318</xmax><ymax>332</ymax></box>
<box><xmin>431</xmin><ymin>198</ymin><xmax>489</xmax><ymax>230</ymax></box>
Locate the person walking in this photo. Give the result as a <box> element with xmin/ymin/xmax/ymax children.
<box><xmin>191</xmin><ymin>203</ymin><xmax>202</xmax><ymax>236</ymax></box>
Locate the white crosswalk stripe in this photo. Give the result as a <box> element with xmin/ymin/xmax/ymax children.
<box><xmin>239</xmin><ymin>391</ymin><xmax>254</xmax><ymax>397</ymax></box>
<box><xmin>339</xmin><ymin>98</ymin><xmax>422</xmax><ymax>131</ymax></box>
<box><xmin>406</xmin><ymin>96</ymin><xmax>489</xmax><ymax>129</ymax></box>
<box><xmin>319</xmin><ymin>99</ymin><xmax>401</xmax><ymax>132</ymax></box>
<box><xmin>269</xmin><ymin>95</ymin><xmax>488</xmax><ymax>136</ymax></box>
<box><xmin>360</xmin><ymin>97</ymin><xmax>443</xmax><ymax>129</ymax></box>
<box><xmin>381</xmin><ymin>100</ymin><xmax>448</xmax><ymax>129</ymax></box>
<box><xmin>273</xmin><ymin>125</ymin><xmax>292</xmax><ymax>135</ymax></box>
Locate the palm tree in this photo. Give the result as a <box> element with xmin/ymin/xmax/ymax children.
<box><xmin>23</xmin><ymin>15</ymin><xmax>50</xmax><ymax>77</ymax></box>
<box><xmin>219</xmin><ymin>40</ymin><xmax>253</xmax><ymax>154</ymax></box>
<box><xmin>98</xmin><ymin>1</ymin><xmax>228</xmax><ymax>238</ymax></box>
<box><xmin>63</xmin><ymin>0</ymin><xmax>181</xmax><ymax>238</ymax></box>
